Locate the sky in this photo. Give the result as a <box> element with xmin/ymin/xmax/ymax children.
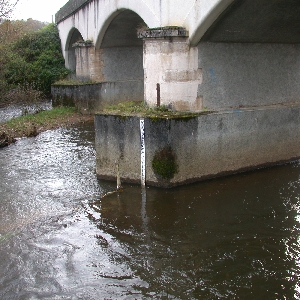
<box><xmin>12</xmin><ymin>0</ymin><xmax>69</xmax><ymax>23</ymax></box>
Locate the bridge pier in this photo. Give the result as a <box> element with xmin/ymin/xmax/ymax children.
<box><xmin>73</xmin><ymin>42</ymin><xmax>104</xmax><ymax>82</ymax></box>
<box><xmin>54</xmin><ymin>0</ymin><xmax>300</xmax><ymax>187</ymax></box>
<box><xmin>140</xmin><ymin>27</ymin><xmax>203</xmax><ymax>111</ymax></box>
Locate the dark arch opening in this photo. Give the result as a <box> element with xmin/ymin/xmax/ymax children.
<box><xmin>195</xmin><ymin>0</ymin><xmax>300</xmax><ymax>111</ymax></box>
<box><xmin>97</xmin><ymin>10</ymin><xmax>146</xmax><ymax>104</ymax></box>
<box><xmin>66</xmin><ymin>28</ymin><xmax>83</xmax><ymax>73</ymax></box>
<box><xmin>201</xmin><ymin>0</ymin><xmax>300</xmax><ymax>43</ymax></box>
<box><xmin>101</xmin><ymin>10</ymin><xmax>145</xmax><ymax>48</ymax></box>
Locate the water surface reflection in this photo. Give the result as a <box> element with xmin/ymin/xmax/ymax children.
<box><xmin>0</xmin><ymin>100</ymin><xmax>52</xmax><ymax>124</ymax></box>
<box><xmin>0</xmin><ymin>121</ymin><xmax>300</xmax><ymax>299</ymax></box>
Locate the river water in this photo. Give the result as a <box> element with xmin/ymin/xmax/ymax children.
<box><xmin>0</xmin><ymin>101</ymin><xmax>52</xmax><ymax>124</ymax></box>
<box><xmin>0</xmin><ymin>120</ymin><xmax>300</xmax><ymax>299</ymax></box>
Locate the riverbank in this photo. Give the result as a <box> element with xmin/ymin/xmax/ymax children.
<box><xmin>0</xmin><ymin>107</ymin><xmax>93</xmax><ymax>147</ymax></box>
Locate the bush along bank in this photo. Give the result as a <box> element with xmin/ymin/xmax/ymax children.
<box><xmin>0</xmin><ymin>107</ymin><xmax>93</xmax><ymax>147</ymax></box>
<box><xmin>0</xmin><ymin>23</ymin><xmax>70</xmax><ymax>106</ymax></box>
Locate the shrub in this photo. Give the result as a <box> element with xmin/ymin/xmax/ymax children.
<box><xmin>3</xmin><ymin>23</ymin><xmax>69</xmax><ymax>97</ymax></box>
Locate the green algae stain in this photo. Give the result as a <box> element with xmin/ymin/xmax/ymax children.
<box><xmin>152</xmin><ymin>146</ymin><xmax>178</xmax><ymax>180</ymax></box>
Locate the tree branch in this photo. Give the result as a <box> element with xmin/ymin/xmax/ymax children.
<box><xmin>0</xmin><ymin>0</ymin><xmax>20</xmax><ymax>20</ymax></box>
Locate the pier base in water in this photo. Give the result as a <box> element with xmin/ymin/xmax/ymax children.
<box><xmin>95</xmin><ymin>103</ymin><xmax>300</xmax><ymax>188</ymax></box>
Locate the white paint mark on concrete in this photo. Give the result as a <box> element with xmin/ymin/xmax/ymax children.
<box><xmin>140</xmin><ymin>118</ymin><xmax>146</xmax><ymax>186</ymax></box>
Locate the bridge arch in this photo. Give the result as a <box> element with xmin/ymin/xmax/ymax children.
<box><xmin>182</xmin><ymin>0</ymin><xmax>234</xmax><ymax>46</ymax></box>
<box><xmin>191</xmin><ymin>0</ymin><xmax>300</xmax><ymax>110</ymax></box>
<box><xmin>65</xmin><ymin>27</ymin><xmax>84</xmax><ymax>73</ymax></box>
<box><xmin>94</xmin><ymin>9</ymin><xmax>146</xmax><ymax>103</ymax></box>
<box><xmin>95</xmin><ymin>8</ymin><xmax>148</xmax><ymax>50</ymax></box>
<box><xmin>187</xmin><ymin>0</ymin><xmax>300</xmax><ymax>46</ymax></box>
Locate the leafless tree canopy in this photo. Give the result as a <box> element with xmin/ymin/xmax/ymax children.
<box><xmin>0</xmin><ymin>0</ymin><xmax>20</xmax><ymax>20</ymax></box>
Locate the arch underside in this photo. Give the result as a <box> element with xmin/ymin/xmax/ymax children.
<box><xmin>200</xmin><ymin>0</ymin><xmax>300</xmax><ymax>44</ymax></box>
<box><xmin>66</xmin><ymin>28</ymin><xmax>83</xmax><ymax>73</ymax></box>
<box><xmin>196</xmin><ymin>0</ymin><xmax>300</xmax><ymax>111</ymax></box>
<box><xmin>100</xmin><ymin>10</ymin><xmax>145</xmax><ymax>48</ymax></box>
<box><xmin>96</xmin><ymin>10</ymin><xmax>145</xmax><ymax>105</ymax></box>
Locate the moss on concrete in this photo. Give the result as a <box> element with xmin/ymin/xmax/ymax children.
<box><xmin>101</xmin><ymin>101</ymin><xmax>207</xmax><ymax>119</ymax></box>
<box><xmin>152</xmin><ymin>146</ymin><xmax>178</xmax><ymax>180</ymax></box>
<box><xmin>52</xmin><ymin>79</ymin><xmax>98</xmax><ymax>86</ymax></box>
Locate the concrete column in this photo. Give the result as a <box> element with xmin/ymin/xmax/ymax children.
<box><xmin>74</xmin><ymin>42</ymin><xmax>104</xmax><ymax>82</ymax></box>
<box><xmin>140</xmin><ymin>27</ymin><xmax>203</xmax><ymax>111</ymax></box>
<box><xmin>89</xmin><ymin>48</ymin><xmax>105</xmax><ymax>82</ymax></box>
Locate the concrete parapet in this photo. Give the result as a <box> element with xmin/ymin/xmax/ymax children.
<box><xmin>55</xmin><ymin>0</ymin><xmax>90</xmax><ymax>23</ymax></box>
<box><xmin>95</xmin><ymin>103</ymin><xmax>300</xmax><ymax>187</ymax></box>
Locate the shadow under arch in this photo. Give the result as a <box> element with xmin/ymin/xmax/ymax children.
<box><xmin>96</xmin><ymin>9</ymin><xmax>147</xmax><ymax>50</ymax></box>
<box><xmin>95</xmin><ymin>9</ymin><xmax>147</xmax><ymax>104</ymax></box>
<box><xmin>190</xmin><ymin>0</ymin><xmax>300</xmax><ymax>112</ymax></box>
<box><xmin>65</xmin><ymin>27</ymin><xmax>84</xmax><ymax>73</ymax></box>
<box><xmin>190</xmin><ymin>0</ymin><xmax>300</xmax><ymax>46</ymax></box>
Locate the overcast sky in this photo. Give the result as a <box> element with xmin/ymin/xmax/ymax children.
<box><xmin>12</xmin><ymin>0</ymin><xmax>69</xmax><ymax>23</ymax></box>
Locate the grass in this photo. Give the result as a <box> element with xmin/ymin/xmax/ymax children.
<box><xmin>4</xmin><ymin>107</ymin><xmax>75</xmax><ymax>132</ymax></box>
<box><xmin>102</xmin><ymin>101</ymin><xmax>202</xmax><ymax>119</ymax></box>
<box><xmin>0</xmin><ymin>106</ymin><xmax>93</xmax><ymax>146</ymax></box>
<box><xmin>53</xmin><ymin>79</ymin><xmax>98</xmax><ymax>86</ymax></box>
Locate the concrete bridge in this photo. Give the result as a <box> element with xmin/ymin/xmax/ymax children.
<box><xmin>54</xmin><ymin>0</ymin><xmax>300</xmax><ymax>187</ymax></box>
<box><xmin>55</xmin><ymin>0</ymin><xmax>300</xmax><ymax>112</ymax></box>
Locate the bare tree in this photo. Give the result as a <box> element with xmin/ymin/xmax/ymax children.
<box><xmin>0</xmin><ymin>0</ymin><xmax>20</xmax><ymax>21</ymax></box>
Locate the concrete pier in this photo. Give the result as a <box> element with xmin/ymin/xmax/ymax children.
<box><xmin>95</xmin><ymin>103</ymin><xmax>300</xmax><ymax>187</ymax></box>
<box><xmin>54</xmin><ymin>0</ymin><xmax>300</xmax><ymax>187</ymax></box>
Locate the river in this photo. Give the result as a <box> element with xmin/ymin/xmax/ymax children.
<box><xmin>0</xmin><ymin>120</ymin><xmax>299</xmax><ymax>299</ymax></box>
<box><xmin>0</xmin><ymin>100</ymin><xmax>52</xmax><ymax>124</ymax></box>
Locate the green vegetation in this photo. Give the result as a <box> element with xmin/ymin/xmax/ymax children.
<box><xmin>53</xmin><ymin>79</ymin><xmax>97</xmax><ymax>86</ymax></box>
<box><xmin>0</xmin><ymin>21</ymin><xmax>69</xmax><ymax>105</ymax></box>
<box><xmin>5</xmin><ymin>107</ymin><xmax>76</xmax><ymax>130</ymax></box>
<box><xmin>152</xmin><ymin>146</ymin><xmax>178</xmax><ymax>180</ymax></box>
<box><xmin>0</xmin><ymin>107</ymin><xmax>93</xmax><ymax>147</ymax></box>
<box><xmin>0</xmin><ymin>19</ymin><xmax>46</xmax><ymax>44</ymax></box>
<box><xmin>103</xmin><ymin>101</ymin><xmax>201</xmax><ymax>119</ymax></box>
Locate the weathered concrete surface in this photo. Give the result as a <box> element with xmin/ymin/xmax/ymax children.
<box><xmin>100</xmin><ymin>47</ymin><xmax>143</xmax><ymax>82</ymax></box>
<box><xmin>56</xmin><ymin>0</ymin><xmax>229</xmax><ymax>52</ymax></box>
<box><xmin>51</xmin><ymin>82</ymin><xmax>143</xmax><ymax>113</ymax></box>
<box><xmin>197</xmin><ymin>42</ymin><xmax>300</xmax><ymax>110</ymax></box>
<box><xmin>201</xmin><ymin>0</ymin><xmax>300</xmax><ymax>44</ymax></box>
<box><xmin>95</xmin><ymin>115</ymin><xmax>142</xmax><ymax>183</ymax></box>
<box><xmin>66</xmin><ymin>34</ymin><xmax>144</xmax><ymax>82</ymax></box>
<box><xmin>73</xmin><ymin>44</ymin><xmax>103</xmax><ymax>82</ymax></box>
<box><xmin>95</xmin><ymin>103</ymin><xmax>300</xmax><ymax>187</ymax></box>
<box><xmin>57</xmin><ymin>0</ymin><xmax>300</xmax><ymax>52</ymax></box>
<box><xmin>55</xmin><ymin>0</ymin><xmax>89</xmax><ymax>23</ymax></box>
<box><xmin>143</xmin><ymin>35</ymin><xmax>202</xmax><ymax>111</ymax></box>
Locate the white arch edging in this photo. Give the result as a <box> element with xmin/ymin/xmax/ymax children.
<box><xmin>183</xmin><ymin>0</ymin><xmax>235</xmax><ymax>46</ymax></box>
